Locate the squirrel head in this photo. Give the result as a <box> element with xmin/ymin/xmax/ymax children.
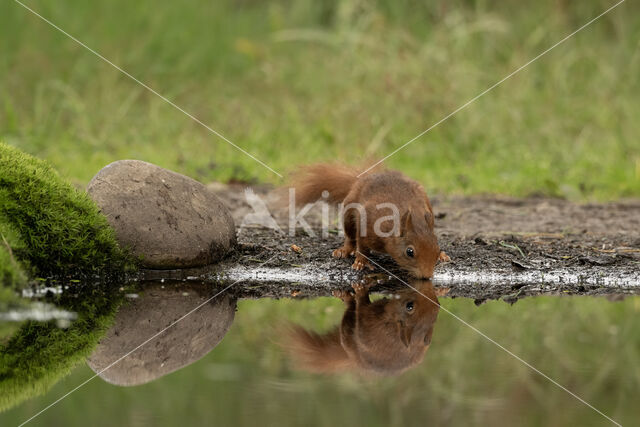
<box><xmin>387</xmin><ymin>280</ymin><xmax>440</xmax><ymax>348</ymax></box>
<box><xmin>356</xmin><ymin>280</ymin><xmax>441</xmax><ymax>374</ymax></box>
<box><xmin>385</xmin><ymin>209</ymin><xmax>440</xmax><ymax>279</ymax></box>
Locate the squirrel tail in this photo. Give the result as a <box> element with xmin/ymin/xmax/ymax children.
<box><xmin>284</xmin><ymin>326</ymin><xmax>354</xmax><ymax>373</ymax></box>
<box><xmin>290</xmin><ymin>163</ymin><xmax>360</xmax><ymax>206</ymax></box>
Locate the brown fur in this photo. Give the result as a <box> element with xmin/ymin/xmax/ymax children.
<box><xmin>290</xmin><ymin>163</ymin><xmax>449</xmax><ymax>278</ymax></box>
<box><xmin>285</xmin><ymin>280</ymin><xmax>442</xmax><ymax>375</ymax></box>
<box><xmin>285</xmin><ymin>326</ymin><xmax>355</xmax><ymax>373</ymax></box>
<box><xmin>290</xmin><ymin>163</ymin><xmax>360</xmax><ymax>205</ymax></box>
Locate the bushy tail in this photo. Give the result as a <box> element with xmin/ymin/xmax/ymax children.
<box><xmin>284</xmin><ymin>326</ymin><xmax>354</xmax><ymax>373</ymax></box>
<box><xmin>290</xmin><ymin>163</ymin><xmax>359</xmax><ymax>206</ymax></box>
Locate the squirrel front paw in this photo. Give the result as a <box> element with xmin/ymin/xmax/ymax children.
<box><xmin>332</xmin><ymin>246</ymin><xmax>354</xmax><ymax>259</ymax></box>
<box><xmin>351</xmin><ymin>282</ymin><xmax>372</xmax><ymax>296</ymax></box>
<box><xmin>332</xmin><ymin>289</ymin><xmax>353</xmax><ymax>301</ymax></box>
<box><xmin>438</xmin><ymin>251</ymin><xmax>451</xmax><ymax>263</ymax></box>
<box><xmin>352</xmin><ymin>255</ymin><xmax>373</xmax><ymax>271</ymax></box>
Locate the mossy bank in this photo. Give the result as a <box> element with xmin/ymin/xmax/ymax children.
<box><xmin>0</xmin><ymin>142</ymin><xmax>132</xmax><ymax>282</ymax></box>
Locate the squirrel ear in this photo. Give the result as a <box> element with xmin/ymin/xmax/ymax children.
<box><xmin>397</xmin><ymin>321</ymin><xmax>413</xmax><ymax>348</ymax></box>
<box><xmin>425</xmin><ymin>211</ymin><xmax>434</xmax><ymax>228</ymax></box>
<box><xmin>424</xmin><ymin>325</ymin><xmax>434</xmax><ymax>346</ymax></box>
<box><xmin>401</xmin><ymin>210</ymin><xmax>413</xmax><ymax>236</ymax></box>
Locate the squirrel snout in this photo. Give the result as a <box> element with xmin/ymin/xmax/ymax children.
<box><xmin>416</xmin><ymin>254</ymin><xmax>439</xmax><ymax>279</ymax></box>
<box><xmin>414</xmin><ymin>266</ymin><xmax>434</xmax><ymax>280</ymax></box>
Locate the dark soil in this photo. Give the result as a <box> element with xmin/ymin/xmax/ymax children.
<box><xmin>139</xmin><ymin>184</ymin><xmax>640</xmax><ymax>303</ymax></box>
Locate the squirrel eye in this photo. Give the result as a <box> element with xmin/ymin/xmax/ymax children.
<box><xmin>405</xmin><ymin>301</ymin><xmax>414</xmax><ymax>312</ymax></box>
<box><xmin>406</xmin><ymin>247</ymin><xmax>414</xmax><ymax>258</ymax></box>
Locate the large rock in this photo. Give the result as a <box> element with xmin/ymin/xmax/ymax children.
<box><xmin>87</xmin><ymin>160</ymin><xmax>236</xmax><ymax>269</ymax></box>
<box><xmin>87</xmin><ymin>282</ymin><xmax>237</xmax><ymax>386</ymax></box>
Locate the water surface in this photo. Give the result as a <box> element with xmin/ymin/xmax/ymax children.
<box><xmin>1</xmin><ymin>279</ymin><xmax>638</xmax><ymax>426</ymax></box>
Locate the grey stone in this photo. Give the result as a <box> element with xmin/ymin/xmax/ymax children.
<box><xmin>87</xmin><ymin>282</ymin><xmax>237</xmax><ymax>386</ymax></box>
<box><xmin>87</xmin><ymin>160</ymin><xmax>236</xmax><ymax>268</ymax></box>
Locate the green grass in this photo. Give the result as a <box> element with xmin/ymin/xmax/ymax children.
<box><xmin>0</xmin><ymin>0</ymin><xmax>638</xmax><ymax>198</ymax></box>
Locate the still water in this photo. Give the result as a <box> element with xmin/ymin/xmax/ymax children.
<box><xmin>1</xmin><ymin>280</ymin><xmax>639</xmax><ymax>426</ymax></box>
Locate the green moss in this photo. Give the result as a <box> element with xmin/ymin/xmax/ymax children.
<box><xmin>0</xmin><ymin>244</ymin><xmax>27</xmax><ymax>292</ymax></box>
<box><xmin>0</xmin><ymin>221</ymin><xmax>28</xmax><ymax>290</ymax></box>
<box><xmin>0</xmin><ymin>142</ymin><xmax>132</xmax><ymax>278</ymax></box>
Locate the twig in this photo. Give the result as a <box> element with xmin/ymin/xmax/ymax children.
<box><xmin>1</xmin><ymin>233</ymin><xmax>19</xmax><ymax>267</ymax></box>
<box><xmin>499</xmin><ymin>240</ymin><xmax>526</xmax><ymax>258</ymax></box>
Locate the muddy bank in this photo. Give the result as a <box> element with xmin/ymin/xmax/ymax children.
<box><xmin>140</xmin><ymin>185</ymin><xmax>640</xmax><ymax>302</ymax></box>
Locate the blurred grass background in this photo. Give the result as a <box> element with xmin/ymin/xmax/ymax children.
<box><xmin>1</xmin><ymin>0</ymin><xmax>639</xmax><ymax>198</ymax></box>
<box><xmin>1</xmin><ymin>0</ymin><xmax>640</xmax><ymax>425</ymax></box>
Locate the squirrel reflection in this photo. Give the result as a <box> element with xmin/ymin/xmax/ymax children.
<box><xmin>287</xmin><ymin>280</ymin><xmax>447</xmax><ymax>376</ymax></box>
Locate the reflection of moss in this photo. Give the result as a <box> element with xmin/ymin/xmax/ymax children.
<box><xmin>0</xmin><ymin>287</ymin><xmax>29</xmax><ymax>344</ymax></box>
<box><xmin>0</xmin><ymin>143</ymin><xmax>135</xmax><ymax>412</ymax></box>
<box><xmin>0</xmin><ymin>231</ymin><xmax>28</xmax><ymax>344</ymax></box>
<box><xmin>0</xmin><ymin>286</ymin><xmax>122</xmax><ymax>412</ymax></box>
<box><xmin>0</xmin><ymin>216</ymin><xmax>30</xmax><ymax>341</ymax></box>
<box><xmin>0</xmin><ymin>322</ymin><xmax>20</xmax><ymax>347</ymax></box>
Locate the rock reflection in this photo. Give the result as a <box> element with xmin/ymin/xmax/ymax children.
<box><xmin>287</xmin><ymin>280</ymin><xmax>446</xmax><ymax>376</ymax></box>
<box><xmin>87</xmin><ymin>282</ymin><xmax>237</xmax><ymax>386</ymax></box>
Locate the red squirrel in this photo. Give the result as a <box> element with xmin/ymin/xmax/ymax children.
<box><xmin>285</xmin><ymin>280</ymin><xmax>445</xmax><ymax>375</ymax></box>
<box><xmin>292</xmin><ymin>163</ymin><xmax>449</xmax><ymax>278</ymax></box>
